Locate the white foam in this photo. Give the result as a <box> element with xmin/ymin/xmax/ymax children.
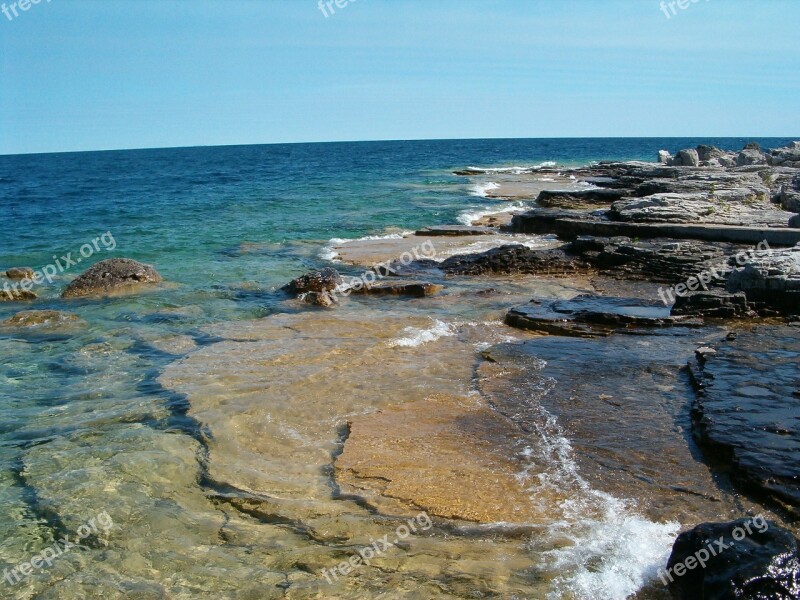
<box><xmin>388</xmin><ymin>319</ymin><xmax>457</xmax><ymax>348</ymax></box>
<box><xmin>465</xmin><ymin>161</ymin><xmax>558</xmax><ymax>175</ymax></box>
<box><xmin>515</xmin><ymin>406</ymin><xmax>680</xmax><ymax>600</ymax></box>
<box><xmin>457</xmin><ymin>201</ymin><xmax>529</xmax><ymax>226</ymax></box>
<box><xmin>319</xmin><ymin>232</ymin><xmax>414</xmax><ymax>262</ymax></box>
<box><xmin>469</xmin><ymin>181</ymin><xmax>500</xmax><ymax>198</ymax></box>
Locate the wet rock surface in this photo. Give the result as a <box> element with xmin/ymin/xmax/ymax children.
<box><xmin>536</xmin><ymin>188</ymin><xmax>627</xmax><ymax>209</ymax></box>
<box><xmin>688</xmin><ymin>327</ymin><xmax>800</xmax><ymax>518</ymax></box>
<box><xmin>415</xmin><ymin>225</ymin><xmax>496</xmax><ymax>236</ymax></box>
<box><xmin>348</xmin><ymin>280</ymin><xmax>443</xmax><ymax>297</ymax></box>
<box><xmin>0</xmin><ymin>288</ymin><xmax>37</xmax><ymax>301</ymax></box>
<box><xmin>505</xmin><ymin>294</ymin><xmax>695</xmax><ymax>337</ymax></box>
<box><xmin>439</xmin><ymin>244</ymin><xmax>591</xmax><ymax>276</ymax></box>
<box><xmin>671</xmin><ymin>290</ymin><xmax>754</xmax><ymax>319</ymax></box>
<box><xmin>666</xmin><ymin>519</ymin><xmax>800</xmax><ymax>599</ymax></box>
<box><xmin>61</xmin><ymin>258</ymin><xmax>163</xmax><ymax>298</ymax></box>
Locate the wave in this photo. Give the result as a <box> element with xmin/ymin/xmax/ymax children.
<box><xmin>469</xmin><ymin>181</ymin><xmax>500</xmax><ymax>198</ymax></box>
<box><xmin>319</xmin><ymin>231</ymin><xmax>414</xmax><ymax>262</ymax></box>
<box><xmin>388</xmin><ymin>319</ymin><xmax>457</xmax><ymax>348</ymax></box>
<box><xmin>464</xmin><ymin>161</ymin><xmax>558</xmax><ymax>175</ymax></box>
<box><xmin>457</xmin><ymin>201</ymin><xmax>529</xmax><ymax>226</ymax></box>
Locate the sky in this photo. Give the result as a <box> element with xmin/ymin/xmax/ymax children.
<box><xmin>1</xmin><ymin>0</ymin><xmax>799</xmax><ymax>155</ymax></box>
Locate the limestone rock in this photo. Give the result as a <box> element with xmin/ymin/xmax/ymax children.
<box><xmin>283</xmin><ymin>267</ymin><xmax>342</xmax><ymax>294</ymax></box>
<box><xmin>5</xmin><ymin>267</ymin><xmax>34</xmax><ymax>280</ymax></box>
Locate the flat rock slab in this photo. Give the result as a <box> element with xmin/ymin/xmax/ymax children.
<box><xmin>513</xmin><ymin>211</ymin><xmax>800</xmax><ymax>247</ymax></box>
<box><xmin>689</xmin><ymin>326</ymin><xmax>800</xmax><ymax>518</ymax></box>
<box><xmin>336</xmin><ymin>394</ymin><xmax>552</xmax><ymax>524</ymax></box>
<box><xmin>415</xmin><ymin>225</ymin><xmax>496</xmax><ymax>236</ymax></box>
<box><xmin>505</xmin><ymin>294</ymin><xmax>696</xmax><ymax>337</ymax></box>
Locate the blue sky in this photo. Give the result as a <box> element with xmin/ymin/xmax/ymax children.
<box><xmin>1</xmin><ymin>0</ymin><xmax>798</xmax><ymax>154</ymax></box>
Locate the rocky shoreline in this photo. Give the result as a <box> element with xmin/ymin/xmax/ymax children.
<box><xmin>3</xmin><ymin>141</ymin><xmax>799</xmax><ymax>598</ymax></box>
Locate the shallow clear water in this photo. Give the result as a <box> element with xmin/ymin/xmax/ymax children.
<box><xmin>0</xmin><ymin>138</ymin><xmax>795</xmax><ymax>599</ymax></box>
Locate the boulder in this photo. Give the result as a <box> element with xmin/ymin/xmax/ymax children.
<box><xmin>283</xmin><ymin>267</ymin><xmax>342</xmax><ymax>295</ymax></box>
<box><xmin>790</xmin><ymin>214</ymin><xmax>800</xmax><ymax>228</ymax></box>
<box><xmin>672</xmin><ymin>149</ymin><xmax>700</xmax><ymax>167</ymax></box>
<box><xmin>665</xmin><ymin>519</ymin><xmax>800</xmax><ymax>599</ymax></box>
<box><xmin>658</xmin><ymin>150</ymin><xmax>673</xmax><ymax>164</ymax></box>
<box><xmin>62</xmin><ymin>258</ymin><xmax>163</xmax><ymax>299</ymax></box>
<box><xmin>5</xmin><ymin>267</ymin><xmax>34</xmax><ymax>280</ymax></box>
<box><xmin>736</xmin><ymin>148</ymin><xmax>767</xmax><ymax>167</ymax></box>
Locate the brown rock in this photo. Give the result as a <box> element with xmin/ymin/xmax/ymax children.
<box><xmin>349</xmin><ymin>280</ymin><xmax>443</xmax><ymax>297</ymax></box>
<box><xmin>0</xmin><ymin>289</ymin><xmax>37</xmax><ymax>302</ymax></box>
<box><xmin>61</xmin><ymin>258</ymin><xmax>162</xmax><ymax>299</ymax></box>
<box><xmin>0</xmin><ymin>310</ymin><xmax>83</xmax><ymax>328</ymax></box>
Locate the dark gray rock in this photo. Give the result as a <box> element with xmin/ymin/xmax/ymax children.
<box><xmin>790</xmin><ymin>215</ymin><xmax>800</xmax><ymax>228</ymax></box>
<box><xmin>440</xmin><ymin>244</ymin><xmax>591</xmax><ymax>276</ymax></box>
<box><xmin>768</xmin><ymin>141</ymin><xmax>800</xmax><ymax>168</ymax></box>
<box><xmin>665</xmin><ymin>518</ymin><xmax>800</xmax><ymax>599</ymax></box>
<box><xmin>671</xmin><ymin>290</ymin><xmax>753</xmax><ymax>318</ymax></box>
<box><xmin>348</xmin><ymin>280</ymin><xmax>443</xmax><ymax>297</ymax></box>
<box><xmin>505</xmin><ymin>294</ymin><xmax>695</xmax><ymax>338</ymax></box>
<box><xmin>689</xmin><ymin>327</ymin><xmax>800</xmax><ymax>516</ymax></box>
<box><xmin>61</xmin><ymin>259</ymin><xmax>163</xmax><ymax>299</ymax></box>
<box><xmin>536</xmin><ymin>188</ymin><xmax>628</xmax><ymax>209</ymax></box>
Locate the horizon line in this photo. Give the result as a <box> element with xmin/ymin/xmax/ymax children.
<box><xmin>2</xmin><ymin>135</ymin><xmax>798</xmax><ymax>158</ymax></box>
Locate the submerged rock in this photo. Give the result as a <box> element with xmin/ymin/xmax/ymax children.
<box><xmin>62</xmin><ymin>258</ymin><xmax>163</xmax><ymax>299</ymax></box>
<box><xmin>0</xmin><ymin>310</ymin><xmax>83</xmax><ymax>328</ymax></box>
<box><xmin>5</xmin><ymin>267</ymin><xmax>34</xmax><ymax>280</ymax></box>
<box><xmin>0</xmin><ymin>289</ymin><xmax>37</xmax><ymax>302</ymax></box>
<box><xmin>665</xmin><ymin>519</ymin><xmax>800</xmax><ymax>599</ymax></box>
<box><xmin>301</xmin><ymin>290</ymin><xmax>337</xmax><ymax>308</ymax></box>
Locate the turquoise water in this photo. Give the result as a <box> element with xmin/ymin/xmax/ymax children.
<box><xmin>0</xmin><ymin>138</ymin><xmax>794</xmax><ymax>599</ymax></box>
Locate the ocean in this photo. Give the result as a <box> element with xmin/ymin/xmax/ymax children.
<box><xmin>0</xmin><ymin>137</ymin><xmax>794</xmax><ymax>599</ymax></box>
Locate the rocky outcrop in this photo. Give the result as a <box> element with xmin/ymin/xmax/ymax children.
<box><xmin>726</xmin><ymin>247</ymin><xmax>800</xmax><ymax>313</ymax></box>
<box><xmin>536</xmin><ymin>188</ymin><xmax>627</xmax><ymax>209</ymax></box>
<box><xmin>439</xmin><ymin>244</ymin><xmax>590</xmax><ymax>276</ymax></box>
<box><xmin>61</xmin><ymin>258</ymin><xmax>162</xmax><ymax>299</ymax></box>
<box><xmin>670</xmin><ymin>290</ymin><xmax>753</xmax><ymax>318</ymax></box>
<box><xmin>779</xmin><ymin>174</ymin><xmax>800</xmax><ymax>212</ymax></box>
<box><xmin>689</xmin><ymin>327</ymin><xmax>800</xmax><ymax>516</ymax></box>
<box><xmin>665</xmin><ymin>519</ymin><xmax>800</xmax><ymax>599</ymax></box>
<box><xmin>768</xmin><ymin>141</ymin><xmax>800</xmax><ymax>168</ymax></box>
<box><xmin>5</xmin><ymin>267</ymin><xmax>34</xmax><ymax>280</ymax></box>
